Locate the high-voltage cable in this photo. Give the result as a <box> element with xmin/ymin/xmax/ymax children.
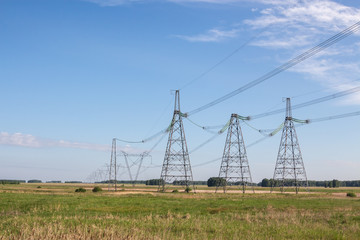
<box><xmin>185</xmin><ymin>117</ymin><xmax>221</xmax><ymax>134</ymax></box>
<box><xmin>186</xmin><ymin>21</ymin><xmax>360</xmax><ymax>116</ymax></box>
<box><xmin>115</xmin><ymin>126</ymin><xmax>169</xmax><ymax>144</ymax></box>
<box><xmin>307</xmin><ymin>110</ymin><xmax>360</xmax><ymax>123</ymax></box>
<box><xmin>250</xmin><ymin>85</ymin><xmax>360</xmax><ymax>119</ymax></box>
<box><xmin>180</xmin><ymin>28</ymin><xmax>267</xmax><ymax>90</ymax></box>
<box><xmin>192</xmin><ymin>157</ymin><xmax>222</xmax><ymax>168</ymax></box>
<box><xmin>190</xmin><ymin>109</ymin><xmax>360</xmax><ymax>168</ymax></box>
<box><xmin>188</xmin><ymin>119</ymin><xmax>232</xmax><ymax>154</ymax></box>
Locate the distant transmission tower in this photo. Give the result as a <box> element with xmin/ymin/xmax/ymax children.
<box><xmin>216</xmin><ymin>113</ymin><xmax>254</xmax><ymax>193</ymax></box>
<box><xmin>272</xmin><ymin>98</ymin><xmax>308</xmax><ymax>194</ymax></box>
<box><xmin>159</xmin><ymin>90</ymin><xmax>195</xmax><ymax>192</ymax></box>
<box><xmin>109</xmin><ymin>138</ymin><xmax>117</xmax><ymax>191</ymax></box>
<box><xmin>119</xmin><ymin>151</ymin><xmax>150</xmax><ymax>187</ymax></box>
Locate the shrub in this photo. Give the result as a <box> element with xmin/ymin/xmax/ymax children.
<box><xmin>172</xmin><ymin>189</ymin><xmax>179</xmax><ymax>193</ymax></box>
<box><xmin>28</xmin><ymin>179</ymin><xmax>42</xmax><ymax>183</ymax></box>
<box><xmin>75</xmin><ymin>188</ymin><xmax>86</xmax><ymax>193</ymax></box>
<box><xmin>207</xmin><ymin>177</ymin><xmax>226</xmax><ymax>187</ymax></box>
<box><xmin>145</xmin><ymin>179</ymin><xmax>165</xmax><ymax>185</ymax></box>
<box><xmin>92</xmin><ymin>186</ymin><xmax>102</xmax><ymax>192</ymax></box>
<box><xmin>346</xmin><ymin>192</ymin><xmax>356</xmax><ymax>198</ymax></box>
<box><xmin>185</xmin><ymin>187</ymin><xmax>192</xmax><ymax>193</ymax></box>
<box><xmin>37</xmin><ymin>186</ymin><xmax>41</xmax><ymax>189</ymax></box>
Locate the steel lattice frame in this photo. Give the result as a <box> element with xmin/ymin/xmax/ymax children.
<box><xmin>159</xmin><ymin>90</ymin><xmax>195</xmax><ymax>192</ymax></box>
<box><xmin>216</xmin><ymin>114</ymin><xmax>254</xmax><ymax>193</ymax></box>
<box><xmin>108</xmin><ymin>138</ymin><xmax>151</xmax><ymax>191</ymax></box>
<box><xmin>272</xmin><ymin>98</ymin><xmax>308</xmax><ymax>194</ymax></box>
<box><xmin>108</xmin><ymin>138</ymin><xmax>117</xmax><ymax>191</ymax></box>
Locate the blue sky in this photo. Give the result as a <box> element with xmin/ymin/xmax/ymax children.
<box><xmin>1</xmin><ymin>0</ymin><xmax>360</xmax><ymax>182</ymax></box>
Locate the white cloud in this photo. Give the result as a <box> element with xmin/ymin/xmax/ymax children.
<box><xmin>174</xmin><ymin>28</ymin><xmax>239</xmax><ymax>42</ymax></box>
<box><xmin>0</xmin><ymin>132</ymin><xmax>110</xmax><ymax>151</ymax></box>
<box><xmin>290</xmin><ymin>56</ymin><xmax>360</xmax><ymax>104</ymax></box>
<box><xmin>0</xmin><ymin>132</ymin><xmax>150</xmax><ymax>154</ymax></box>
<box><xmin>245</xmin><ymin>0</ymin><xmax>360</xmax><ymax>48</ymax></box>
<box><xmin>241</xmin><ymin>0</ymin><xmax>360</xmax><ymax>103</ymax></box>
<box><xmin>0</xmin><ymin>132</ymin><xmax>42</xmax><ymax>148</ymax></box>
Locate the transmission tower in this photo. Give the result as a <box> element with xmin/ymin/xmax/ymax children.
<box><xmin>272</xmin><ymin>98</ymin><xmax>308</xmax><ymax>194</ymax></box>
<box><xmin>119</xmin><ymin>151</ymin><xmax>150</xmax><ymax>187</ymax></box>
<box><xmin>109</xmin><ymin>138</ymin><xmax>117</xmax><ymax>191</ymax></box>
<box><xmin>216</xmin><ymin>113</ymin><xmax>254</xmax><ymax>193</ymax></box>
<box><xmin>159</xmin><ymin>90</ymin><xmax>195</xmax><ymax>192</ymax></box>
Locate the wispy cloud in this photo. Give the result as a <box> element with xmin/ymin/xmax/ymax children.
<box><xmin>245</xmin><ymin>0</ymin><xmax>360</xmax><ymax>48</ymax></box>
<box><xmin>174</xmin><ymin>28</ymin><xmax>239</xmax><ymax>42</ymax></box>
<box><xmin>242</xmin><ymin>0</ymin><xmax>360</xmax><ymax>103</ymax></box>
<box><xmin>0</xmin><ymin>132</ymin><xmax>150</xmax><ymax>154</ymax></box>
<box><xmin>0</xmin><ymin>132</ymin><xmax>110</xmax><ymax>151</ymax></box>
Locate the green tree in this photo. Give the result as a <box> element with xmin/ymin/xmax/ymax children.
<box><xmin>145</xmin><ymin>179</ymin><xmax>165</xmax><ymax>185</ymax></box>
<box><xmin>207</xmin><ymin>177</ymin><xmax>226</xmax><ymax>187</ymax></box>
<box><xmin>261</xmin><ymin>178</ymin><xmax>270</xmax><ymax>187</ymax></box>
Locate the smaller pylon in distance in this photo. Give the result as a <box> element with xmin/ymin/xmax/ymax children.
<box><xmin>216</xmin><ymin>113</ymin><xmax>254</xmax><ymax>193</ymax></box>
<box><xmin>108</xmin><ymin>138</ymin><xmax>117</xmax><ymax>191</ymax></box>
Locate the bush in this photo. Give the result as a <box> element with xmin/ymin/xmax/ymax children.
<box><xmin>146</xmin><ymin>179</ymin><xmax>165</xmax><ymax>185</ymax></box>
<box><xmin>37</xmin><ymin>186</ymin><xmax>41</xmax><ymax>189</ymax></box>
<box><xmin>92</xmin><ymin>186</ymin><xmax>102</xmax><ymax>192</ymax></box>
<box><xmin>28</xmin><ymin>179</ymin><xmax>42</xmax><ymax>183</ymax></box>
<box><xmin>207</xmin><ymin>177</ymin><xmax>226</xmax><ymax>187</ymax></box>
<box><xmin>172</xmin><ymin>189</ymin><xmax>179</xmax><ymax>193</ymax></box>
<box><xmin>75</xmin><ymin>188</ymin><xmax>86</xmax><ymax>193</ymax></box>
<box><xmin>346</xmin><ymin>192</ymin><xmax>356</xmax><ymax>198</ymax></box>
<box><xmin>185</xmin><ymin>187</ymin><xmax>192</xmax><ymax>193</ymax></box>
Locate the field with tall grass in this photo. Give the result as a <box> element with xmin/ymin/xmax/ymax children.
<box><xmin>0</xmin><ymin>183</ymin><xmax>359</xmax><ymax>239</ymax></box>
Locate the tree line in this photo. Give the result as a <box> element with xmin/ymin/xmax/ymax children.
<box><xmin>1</xmin><ymin>178</ymin><xmax>359</xmax><ymax>187</ymax></box>
<box><xmin>258</xmin><ymin>178</ymin><xmax>360</xmax><ymax>188</ymax></box>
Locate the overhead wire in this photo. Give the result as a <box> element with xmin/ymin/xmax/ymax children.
<box><xmin>249</xmin><ymin>85</ymin><xmax>360</xmax><ymax>119</ymax></box>
<box><xmin>192</xmin><ymin>157</ymin><xmax>222</xmax><ymax>168</ymax></box>
<box><xmin>246</xmin><ymin>109</ymin><xmax>360</xmax><ymax>148</ymax></box>
<box><xmin>144</xmin><ymin>95</ymin><xmax>174</xmax><ymax>137</ymax></box>
<box><xmin>180</xmin><ymin>28</ymin><xmax>268</xmax><ymax>90</ymax></box>
<box><xmin>302</xmin><ymin>110</ymin><xmax>360</xmax><ymax>124</ymax></box>
<box><xmin>188</xmin><ymin>119</ymin><xmax>231</xmax><ymax>154</ymax></box>
<box><xmin>191</xmin><ymin>121</ymin><xmax>284</xmax><ymax>168</ymax></box>
<box><xmin>185</xmin><ymin>21</ymin><xmax>360</xmax><ymax>116</ymax></box>
<box><xmin>184</xmin><ymin>117</ymin><xmax>220</xmax><ymax>134</ymax></box>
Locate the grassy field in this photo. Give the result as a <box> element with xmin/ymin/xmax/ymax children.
<box><xmin>0</xmin><ymin>184</ymin><xmax>359</xmax><ymax>239</ymax></box>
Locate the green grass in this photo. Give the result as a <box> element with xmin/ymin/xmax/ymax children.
<box><xmin>0</xmin><ymin>184</ymin><xmax>359</xmax><ymax>239</ymax></box>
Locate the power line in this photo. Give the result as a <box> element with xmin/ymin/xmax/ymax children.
<box><xmin>186</xmin><ymin>21</ymin><xmax>360</xmax><ymax>116</ymax></box>
<box><xmin>180</xmin><ymin>28</ymin><xmax>267</xmax><ymax>90</ymax></box>
<box><xmin>250</xmin><ymin>85</ymin><xmax>360</xmax><ymax>119</ymax></box>
<box><xmin>247</xmin><ymin>109</ymin><xmax>360</xmax><ymax>148</ymax></box>
<box><xmin>115</xmin><ymin>124</ymin><xmax>170</xmax><ymax>144</ymax></box>
<box><xmin>184</xmin><ymin>116</ymin><xmax>226</xmax><ymax>134</ymax></box>
<box><xmin>190</xmin><ymin>109</ymin><xmax>360</xmax><ymax>168</ymax></box>
<box><xmin>306</xmin><ymin>110</ymin><xmax>360</xmax><ymax>123</ymax></box>
<box><xmin>192</xmin><ymin>157</ymin><xmax>222</xmax><ymax>168</ymax></box>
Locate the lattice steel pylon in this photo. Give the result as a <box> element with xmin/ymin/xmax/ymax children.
<box><xmin>108</xmin><ymin>138</ymin><xmax>117</xmax><ymax>191</ymax></box>
<box><xmin>159</xmin><ymin>90</ymin><xmax>195</xmax><ymax>192</ymax></box>
<box><xmin>271</xmin><ymin>98</ymin><xmax>308</xmax><ymax>194</ymax></box>
<box><xmin>216</xmin><ymin>113</ymin><xmax>254</xmax><ymax>193</ymax></box>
